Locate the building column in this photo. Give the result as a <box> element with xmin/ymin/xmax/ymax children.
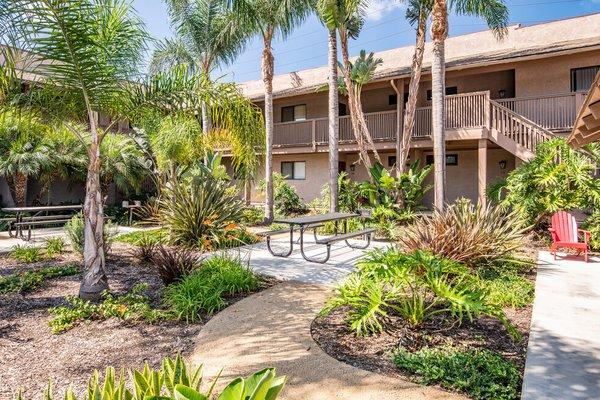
<box><xmin>478</xmin><ymin>139</ymin><xmax>488</xmax><ymax>206</ymax></box>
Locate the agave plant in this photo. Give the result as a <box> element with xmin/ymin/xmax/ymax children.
<box><xmin>16</xmin><ymin>354</ymin><xmax>286</xmax><ymax>400</ymax></box>
<box><xmin>157</xmin><ymin>169</ymin><xmax>244</xmax><ymax>250</ymax></box>
<box><xmin>398</xmin><ymin>198</ymin><xmax>527</xmax><ymax>265</ymax></box>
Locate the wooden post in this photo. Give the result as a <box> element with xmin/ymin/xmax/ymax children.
<box><xmin>311</xmin><ymin>119</ymin><xmax>317</xmax><ymax>152</ymax></box>
<box><xmin>478</xmin><ymin>138</ymin><xmax>488</xmax><ymax>206</ymax></box>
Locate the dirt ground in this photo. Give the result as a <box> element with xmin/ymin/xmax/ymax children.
<box><xmin>0</xmin><ymin>243</ymin><xmax>266</xmax><ymax>399</ymax></box>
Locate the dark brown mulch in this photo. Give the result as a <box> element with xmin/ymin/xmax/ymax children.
<box><xmin>311</xmin><ymin>304</ymin><xmax>532</xmax><ymax>380</ymax></box>
<box><xmin>0</xmin><ymin>243</ymin><xmax>274</xmax><ymax>399</ymax></box>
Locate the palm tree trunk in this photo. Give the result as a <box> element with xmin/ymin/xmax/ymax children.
<box><xmin>431</xmin><ymin>0</ymin><xmax>448</xmax><ymax>210</ymax></box>
<box><xmin>12</xmin><ymin>173</ymin><xmax>28</xmax><ymax>207</ymax></box>
<box><xmin>244</xmin><ymin>178</ymin><xmax>252</xmax><ymax>206</ymax></box>
<box><xmin>79</xmin><ymin>120</ymin><xmax>108</xmax><ymax>300</ymax></box>
<box><xmin>262</xmin><ymin>28</ymin><xmax>275</xmax><ymax>224</ymax></box>
<box><xmin>400</xmin><ymin>11</ymin><xmax>427</xmax><ymax>174</ymax></box>
<box><xmin>339</xmin><ymin>29</ymin><xmax>371</xmax><ymax>172</ymax></box>
<box><xmin>327</xmin><ymin>28</ymin><xmax>339</xmax><ymax>213</ymax></box>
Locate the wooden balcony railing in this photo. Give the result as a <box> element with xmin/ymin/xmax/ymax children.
<box><xmin>496</xmin><ymin>92</ymin><xmax>587</xmax><ymax>131</ymax></box>
<box><xmin>272</xmin><ymin>91</ymin><xmax>581</xmax><ymax>148</ymax></box>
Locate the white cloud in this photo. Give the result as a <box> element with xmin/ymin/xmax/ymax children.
<box><xmin>365</xmin><ymin>0</ymin><xmax>405</xmax><ymax>21</ymax></box>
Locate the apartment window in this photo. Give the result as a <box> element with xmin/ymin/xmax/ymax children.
<box><xmin>281</xmin><ymin>104</ymin><xmax>307</xmax><ymax>122</ymax></box>
<box><xmin>339</xmin><ymin>161</ymin><xmax>347</xmax><ymax>172</ymax></box>
<box><xmin>571</xmin><ymin>66</ymin><xmax>600</xmax><ymax>92</ymax></box>
<box><xmin>427</xmin><ymin>86</ymin><xmax>458</xmax><ymax>101</ymax></box>
<box><xmin>281</xmin><ymin>161</ymin><xmax>306</xmax><ymax>180</ymax></box>
<box><xmin>388</xmin><ymin>155</ymin><xmax>397</xmax><ymax>167</ymax></box>
<box><xmin>389</xmin><ymin>94</ymin><xmax>397</xmax><ymax>105</ymax></box>
<box><xmin>339</xmin><ymin>103</ymin><xmax>348</xmax><ymax>116</ymax></box>
<box><xmin>426</xmin><ymin>154</ymin><xmax>458</xmax><ymax>166</ymax></box>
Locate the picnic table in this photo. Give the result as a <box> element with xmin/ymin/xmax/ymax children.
<box><xmin>1</xmin><ymin>204</ymin><xmax>82</xmax><ymax>241</ymax></box>
<box><xmin>261</xmin><ymin>212</ymin><xmax>376</xmax><ymax>263</ymax></box>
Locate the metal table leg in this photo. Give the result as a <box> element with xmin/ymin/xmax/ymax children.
<box><xmin>300</xmin><ymin>225</ymin><xmax>331</xmax><ymax>264</ymax></box>
<box><xmin>266</xmin><ymin>225</ymin><xmax>294</xmax><ymax>257</ymax></box>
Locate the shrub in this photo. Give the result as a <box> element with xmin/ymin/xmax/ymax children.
<box><xmin>241</xmin><ymin>206</ymin><xmax>264</xmax><ymax>225</ymax></box>
<box><xmin>322</xmin><ymin>249</ymin><xmax>517</xmax><ymax>338</ymax></box>
<box><xmin>260</xmin><ymin>173</ymin><xmax>308</xmax><ymax>216</ymax></box>
<box><xmin>114</xmin><ymin>228</ymin><xmax>167</xmax><ymax>245</ymax></box>
<box><xmin>157</xmin><ymin>171</ymin><xmax>245</xmax><ymax>249</ymax></box>
<box><xmin>394</xmin><ymin>346</ymin><xmax>520</xmax><ymax>400</ymax></box>
<box><xmin>399</xmin><ymin>199</ymin><xmax>527</xmax><ymax>266</ymax></box>
<box><xmin>583</xmin><ymin>211</ymin><xmax>600</xmax><ymax>251</ymax></box>
<box><xmin>0</xmin><ymin>264</ymin><xmax>79</xmax><ymax>294</ymax></box>
<box><xmin>489</xmin><ymin>138</ymin><xmax>600</xmax><ymax>227</ymax></box>
<box><xmin>149</xmin><ymin>245</ymin><xmax>199</xmax><ymax>285</ymax></box>
<box><xmin>479</xmin><ymin>268</ymin><xmax>534</xmax><ymax>308</ymax></box>
<box><xmin>44</xmin><ymin>237</ymin><xmax>65</xmax><ymax>258</ymax></box>
<box><xmin>163</xmin><ymin>255</ymin><xmax>259</xmax><ymax>322</ymax></box>
<box><xmin>65</xmin><ymin>212</ymin><xmax>117</xmax><ymax>255</ymax></box>
<box><xmin>48</xmin><ymin>283</ymin><xmax>165</xmax><ymax>334</ymax></box>
<box><xmin>16</xmin><ymin>354</ymin><xmax>286</xmax><ymax>400</ymax></box>
<box><xmin>10</xmin><ymin>245</ymin><xmax>41</xmax><ymax>263</ymax></box>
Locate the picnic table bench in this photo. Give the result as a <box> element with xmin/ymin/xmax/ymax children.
<box><xmin>260</xmin><ymin>212</ymin><xmax>375</xmax><ymax>263</ymax></box>
<box><xmin>2</xmin><ymin>205</ymin><xmax>82</xmax><ymax>241</ymax></box>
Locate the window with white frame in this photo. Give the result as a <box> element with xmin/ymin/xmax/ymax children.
<box><xmin>281</xmin><ymin>161</ymin><xmax>306</xmax><ymax>180</ymax></box>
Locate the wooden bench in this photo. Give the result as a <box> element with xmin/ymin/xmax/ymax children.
<box><xmin>14</xmin><ymin>219</ymin><xmax>72</xmax><ymax>241</ymax></box>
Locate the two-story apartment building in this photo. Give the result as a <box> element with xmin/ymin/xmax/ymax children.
<box><xmin>236</xmin><ymin>13</ymin><xmax>600</xmax><ymax>207</ymax></box>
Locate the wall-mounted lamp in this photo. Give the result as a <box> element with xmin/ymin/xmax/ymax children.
<box><xmin>499</xmin><ymin>160</ymin><xmax>507</xmax><ymax>170</ymax></box>
<box><xmin>499</xmin><ymin>89</ymin><xmax>507</xmax><ymax>99</ymax></box>
<box><xmin>350</xmin><ymin>164</ymin><xmax>356</xmax><ymax>172</ymax></box>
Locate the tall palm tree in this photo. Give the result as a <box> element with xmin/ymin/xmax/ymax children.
<box><xmin>231</xmin><ymin>0</ymin><xmax>312</xmax><ymax>223</ymax></box>
<box><xmin>150</xmin><ymin>0</ymin><xmax>250</xmax><ymax>135</ymax></box>
<box><xmin>397</xmin><ymin>0</ymin><xmax>431</xmax><ymax>175</ymax></box>
<box><xmin>430</xmin><ymin>0</ymin><xmax>508</xmax><ymax>210</ymax></box>
<box><xmin>3</xmin><ymin>0</ymin><xmax>148</xmax><ymax>300</ymax></box>
<box><xmin>317</xmin><ymin>0</ymin><xmax>340</xmax><ymax>212</ymax></box>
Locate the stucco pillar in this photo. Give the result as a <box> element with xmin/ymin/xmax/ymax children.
<box><xmin>478</xmin><ymin>139</ymin><xmax>488</xmax><ymax>206</ymax></box>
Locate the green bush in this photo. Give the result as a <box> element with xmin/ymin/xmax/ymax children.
<box><xmin>114</xmin><ymin>228</ymin><xmax>167</xmax><ymax>246</ymax></box>
<box><xmin>157</xmin><ymin>170</ymin><xmax>245</xmax><ymax>250</ymax></box>
<box><xmin>64</xmin><ymin>212</ymin><xmax>117</xmax><ymax>254</ymax></box>
<box><xmin>16</xmin><ymin>354</ymin><xmax>286</xmax><ymax>400</ymax></box>
<box><xmin>44</xmin><ymin>237</ymin><xmax>65</xmax><ymax>258</ymax></box>
<box><xmin>489</xmin><ymin>138</ymin><xmax>600</xmax><ymax>227</ymax></box>
<box><xmin>0</xmin><ymin>264</ymin><xmax>79</xmax><ymax>294</ymax></box>
<box><xmin>583</xmin><ymin>211</ymin><xmax>600</xmax><ymax>251</ymax></box>
<box><xmin>322</xmin><ymin>249</ymin><xmax>517</xmax><ymax>338</ymax></box>
<box><xmin>10</xmin><ymin>245</ymin><xmax>41</xmax><ymax>263</ymax></box>
<box><xmin>260</xmin><ymin>173</ymin><xmax>308</xmax><ymax>216</ymax></box>
<box><xmin>163</xmin><ymin>255</ymin><xmax>259</xmax><ymax>322</ymax></box>
<box><xmin>48</xmin><ymin>283</ymin><xmax>165</xmax><ymax>334</ymax></box>
<box><xmin>241</xmin><ymin>206</ymin><xmax>264</xmax><ymax>225</ymax></box>
<box><xmin>394</xmin><ymin>346</ymin><xmax>520</xmax><ymax>400</ymax></box>
<box><xmin>479</xmin><ymin>268</ymin><xmax>534</xmax><ymax>308</ymax></box>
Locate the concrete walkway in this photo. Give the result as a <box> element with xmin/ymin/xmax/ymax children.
<box><xmin>191</xmin><ymin>281</ymin><xmax>465</xmax><ymax>400</ymax></box>
<box><xmin>522</xmin><ymin>251</ymin><xmax>600</xmax><ymax>400</ymax></box>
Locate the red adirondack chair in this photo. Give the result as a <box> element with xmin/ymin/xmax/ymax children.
<box><xmin>549</xmin><ymin>211</ymin><xmax>591</xmax><ymax>262</ymax></box>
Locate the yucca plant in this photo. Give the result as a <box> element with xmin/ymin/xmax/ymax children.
<box><xmin>157</xmin><ymin>169</ymin><xmax>244</xmax><ymax>250</ymax></box>
<box><xmin>16</xmin><ymin>354</ymin><xmax>286</xmax><ymax>400</ymax></box>
<box><xmin>398</xmin><ymin>198</ymin><xmax>527</xmax><ymax>266</ymax></box>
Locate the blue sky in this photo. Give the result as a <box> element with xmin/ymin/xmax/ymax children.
<box><xmin>133</xmin><ymin>0</ymin><xmax>600</xmax><ymax>83</ymax></box>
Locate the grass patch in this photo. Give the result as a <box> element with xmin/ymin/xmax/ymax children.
<box><xmin>163</xmin><ymin>255</ymin><xmax>259</xmax><ymax>322</ymax></box>
<box><xmin>479</xmin><ymin>268</ymin><xmax>534</xmax><ymax>308</ymax></box>
<box><xmin>45</xmin><ymin>237</ymin><xmax>65</xmax><ymax>258</ymax></box>
<box><xmin>394</xmin><ymin>346</ymin><xmax>521</xmax><ymax>400</ymax></box>
<box><xmin>0</xmin><ymin>264</ymin><xmax>79</xmax><ymax>294</ymax></box>
<box><xmin>48</xmin><ymin>283</ymin><xmax>166</xmax><ymax>334</ymax></box>
<box><xmin>114</xmin><ymin>228</ymin><xmax>167</xmax><ymax>246</ymax></box>
<box><xmin>10</xmin><ymin>245</ymin><xmax>42</xmax><ymax>263</ymax></box>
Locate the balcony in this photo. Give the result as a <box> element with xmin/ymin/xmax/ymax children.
<box><xmin>272</xmin><ymin>91</ymin><xmax>586</xmax><ymax>148</ymax></box>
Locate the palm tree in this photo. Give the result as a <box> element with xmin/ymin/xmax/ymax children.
<box><xmin>0</xmin><ymin>109</ymin><xmax>51</xmax><ymax>206</ymax></box>
<box><xmin>231</xmin><ymin>0</ymin><xmax>312</xmax><ymax>223</ymax></box>
<box><xmin>3</xmin><ymin>0</ymin><xmax>148</xmax><ymax>299</ymax></box>
<box><xmin>99</xmin><ymin>131</ymin><xmax>149</xmax><ymax>196</ymax></box>
<box><xmin>150</xmin><ymin>0</ymin><xmax>250</xmax><ymax>135</ymax></box>
<box><xmin>317</xmin><ymin>0</ymin><xmax>340</xmax><ymax>212</ymax></box>
<box><xmin>396</xmin><ymin>0</ymin><xmax>431</xmax><ymax>175</ymax></box>
<box><xmin>430</xmin><ymin>0</ymin><xmax>508</xmax><ymax>210</ymax></box>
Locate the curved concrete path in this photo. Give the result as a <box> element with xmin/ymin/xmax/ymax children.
<box><xmin>191</xmin><ymin>281</ymin><xmax>465</xmax><ymax>400</ymax></box>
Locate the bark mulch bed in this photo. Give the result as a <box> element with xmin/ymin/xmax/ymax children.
<box><xmin>0</xmin><ymin>243</ymin><xmax>274</xmax><ymax>399</ymax></box>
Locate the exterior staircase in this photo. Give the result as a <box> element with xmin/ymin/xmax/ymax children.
<box><xmin>487</xmin><ymin>98</ymin><xmax>557</xmax><ymax>161</ymax></box>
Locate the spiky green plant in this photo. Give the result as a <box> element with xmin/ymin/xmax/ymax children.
<box><xmin>398</xmin><ymin>198</ymin><xmax>527</xmax><ymax>265</ymax></box>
